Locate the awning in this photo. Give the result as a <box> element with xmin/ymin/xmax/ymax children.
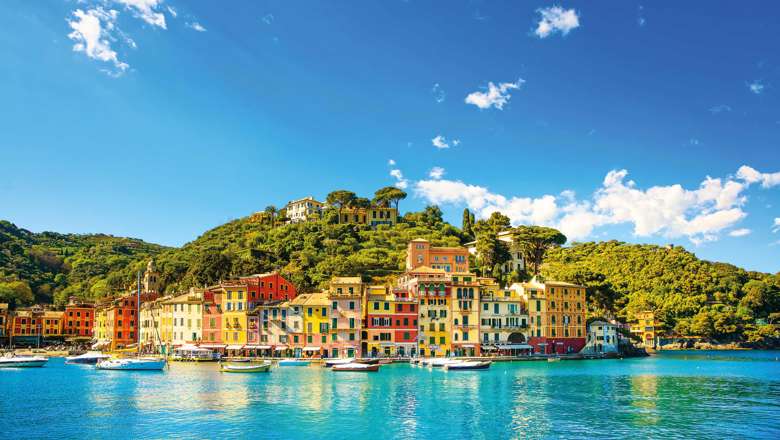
<box><xmin>302</xmin><ymin>346</ymin><xmax>321</xmax><ymax>352</ymax></box>
<box><xmin>459</xmin><ymin>344</ymin><xmax>475</xmax><ymax>348</ymax></box>
<box><xmin>226</xmin><ymin>345</ymin><xmax>244</xmax><ymax>350</ymax></box>
<box><xmin>200</xmin><ymin>344</ymin><xmax>226</xmax><ymax>349</ymax></box>
<box><xmin>274</xmin><ymin>346</ymin><xmax>289</xmax><ymax>351</ymax></box>
<box><xmin>497</xmin><ymin>344</ymin><xmax>533</xmax><ymax>350</ymax></box>
<box><xmin>380</xmin><ymin>342</ymin><xmax>395</xmax><ymax>347</ymax></box>
<box><xmin>245</xmin><ymin>345</ymin><xmax>271</xmax><ymax>349</ymax></box>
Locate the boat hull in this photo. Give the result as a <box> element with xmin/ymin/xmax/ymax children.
<box><xmin>96</xmin><ymin>358</ymin><xmax>167</xmax><ymax>371</ymax></box>
<box><xmin>221</xmin><ymin>363</ymin><xmax>271</xmax><ymax>373</ymax></box>
<box><xmin>332</xmin><ymin>363</ymin><xmax>380</xmax><ymax>372</ymax></box>
<box><xmin>0</xmin><ymin>357</ymin><xmax>48</xmax><ymax>368</ymax></box>
<box><xmin>444</xmin><ymin>361</ymin><xmax>492</xmax><ymax>371</ymax></box>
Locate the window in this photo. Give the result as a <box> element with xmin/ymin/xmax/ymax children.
<box><xmin>332</xmin><ymin>318</ymin><xmax>337</xmax><ymax>329</ymax></box>
<box><xmin>439</xmin><ymin>336</ymin><xmax>445</xmax><ymax>344</ymax></box>
<box><xmin>307</xmin><ymin>308</ymin><xmax>313</xmax><ymax>317</ymax></box>
<box><xmin>349</xmin><ymin>301</ymin><xmax>355</xmax><ymax>310</ymax></box>
<box><xmin>349</xmin><ymin>318</ymin><xmax>355</xmax><ymax>329</ymax></box>
<box><xmin>332</xmin><ymin>301</ymin><xmax>338</xmax><ymax>310</ymax></box>
<box><xmin>384</xmin><ymin>302</ymin><xmax>389</xmax><ymax>311</ymax></box>
<box><xmin>373</xmin><ymin>302</ymin><xmax>380</xmax><ymax>310</ymax></box>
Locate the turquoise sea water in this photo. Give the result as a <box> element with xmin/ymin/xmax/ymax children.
<box><xmin>1</xmin><ymin>351</ymin><xmax>779</xmax><ymax>439</ymax></box>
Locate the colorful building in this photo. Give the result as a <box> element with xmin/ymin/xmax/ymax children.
<box><xmin>63</xmin><ymin>297</ymin><xmax>94</xmax><ymax>340</ymax></box>
<box><xmin>9</xmin><ymin>307</ymin><xmax>43</xmax><ymax>345</ymax></box>
<box><xmin>450</xmin><ymin>273</ymin><xmax>481</xmax><ymax>356</ymax></box>
<box><xmin>254</xmin><ymin>300</ymin><xmax>291</xmax><ymax>355</ymax></box>
<box><xmin>0</xmin><ymin>303</ymin><xmax>7</xmax><ymax>343</ymax></box>
<box><xmin>583</xmin><ymin>320</ymin><xmax>619</xmax><ymax>354</ymax></box>
<box><xmin>201</xmin><ymin>288</ymin><xmax>224</xmax><ymax>350</ymax></box>
<box><xmin>300</xmin><ymin>292</ymin><xmax>331</xmax><ymax>358</ymax></box>
<box><xmin>328</xmin><ymin>277</ymin><xmax>362</xmax><ymax>358</ymax></box>
<box><xmin>168</xmin><ymin>289</ymin><xmax>204</xmax><ymax>346</ymax></box>
<box><xmin>391</xmin><ymin>286</ymin><xmax>418</xmax><ymax>357</ymax></box>
<box><xmin>241</xmin><ymin>272</ymin><xmax>297</xmax><ymax>309</ymax></box>
<box><xmin>406</xmin><ymin>238</ymin><xmax>469</xmax><ymax>273</ymax></box>
<box><xmin>630</xmin><ymin>311</ymin><xmax>661</xmax><ymax>348</ymax></box>
<box><xmin>362</xmin><ymin>285</ymin><xmax>395</xmax><ymax>357</ymax></box>
<box><xmin>286</xmin><ymin>297</ymin><xmax>306</xmax><ymax>356</ymax></box>
<box><xmin>285</xmin><ymin>196</ymin><xmax>325</xmax><ymax>223</ymax></box>
<box><xmin>479</xmin><ymin>279</ymin><xmax>530</xmax><ymax>355</ymax></box>
<box><xmin>464</xmin><ymin>230</ymin><xmax>525</xmax><ymax>275</ymax></box>
<box><xmin>516</xmin><ymin>279</ymin><xmax>587</xmax><ymax>354</ymax></box>
<box><xmin>218</xmin><ymin>282</ymin><xmax>249</xmax><ymax>352</ymax></box>
<box><xmin>401</xmin><ymin>266</ymin><xmax>452</xmax><ymax>357</ymax></box>
<box><xmin>41</xmin><ymin>310</ymin><xmax>64</xmax><ymax>339</ymax></box>
<box><xmin>338</xmin><ymin>206</ymin><xmax>398</xmax><ymax>227</ymax></box>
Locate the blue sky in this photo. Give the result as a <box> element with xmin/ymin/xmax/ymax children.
<box><xmin>1</xmin><ymin>1</ymin><xmax>779</xmax><ymax>272</ymax></box>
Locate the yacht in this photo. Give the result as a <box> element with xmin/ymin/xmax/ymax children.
<box><xmin>65</xmin><ymin>352</ymin><xmax>111</xmax><ymax>365</ymax></box>
<box><xmin>0</xmin><ymin>355</ymin><xmax>48</xmax><ymax>368</ymax></box>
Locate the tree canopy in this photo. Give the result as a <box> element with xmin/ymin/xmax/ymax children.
<box><xmin>511</xmin><ymin>225</ymin><xmax>567</xmax><ymax>275</ymax></box>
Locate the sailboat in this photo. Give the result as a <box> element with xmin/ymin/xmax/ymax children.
<box><xmin>97</xmin><ymin>271</ymin><xmax>168</xmax><ymax>371</ymax></box>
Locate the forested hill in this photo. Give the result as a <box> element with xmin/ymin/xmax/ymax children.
<box><xmin>543</xmin><ymin>241</ymin><xmax>780</xmax><ymax>343</ymax></box>
<box><xmin>0</xmin><ymin>220</ymin><xmax>167</xmax><ymax>306</ymax></box>
<box><xmin>1</xmin><ymin>208</ymin><xmax>778</xmax><ymax>344</ymax></box>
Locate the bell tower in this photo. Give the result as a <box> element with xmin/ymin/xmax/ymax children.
<box><xmin>143</xmin><ymin>259</ymin><xmax>159</xmax><ymax>295</ymax></box>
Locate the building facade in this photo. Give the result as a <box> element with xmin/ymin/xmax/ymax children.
<box><xmin>479</xmin><ymin>279</ymin><xmax>530</xmax><ymax>355</ymax></box>
<box><xmin>285</xmin><ymin>196</ymin><xmax>326</xmax><ymax>223</ymax></box>
<box><xmin>451</xmin><ymin>273</ymin><xmax>481</xmax><ymax>356</ymax></box>
<box><xmin>406</xmin><ymin>239</ymin><xmax>469</xmax><ymax>273</ymax></box>
<box><xmin>630</xmin><ymin>311</ymin><xmax>660</xmax><ymax>348</ymax></box>
<box><xmin>517</xmin><ymin>279</ymin><xmax>587</xmax><ymax>355</ymax></box>
<box><xmin>63</xmin><ymin>298</ymin><xmax>94</xmax><ymax>339</ymax></box>
<box><xmin>583</xmin><ymin>320</ymin><xmax>619</xmax><ymax>354</ymax></box>
<box><xmin>329</xmin><ymin>277</ymin><xmax>362</xmax><ymax>358</ymax></box>
<box><xmin>465</xmin><ymin>230</ymin><xmax>525</xmax><ymax>274</ymax></box>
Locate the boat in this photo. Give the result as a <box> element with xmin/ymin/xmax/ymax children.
<box><xmin>443</xmin><ymin>360</ymin><xmax>492</xmax><ymax>371</ymax></box>
<box><xmin>220</xmin><ymin>361</ymin><xmax>271</xmax><ymax>373</ymax></box>
<box><xmin>278</xmin><ymin>359</ymin><xmax>311</xmax><ymax>366</ymax></box>
<box><xmin>331</xmin><ymin>362</ymin><xmax>380</xmax><ymax>372</ymax></box>
<box><xmin>172</xmin><ymin>345</ymin><xmax>215</xmax><ymax>362</ymax></box>
<box><xmin>96</xmin><ymin>271</ymin><xmax>167</xmax><ymax>372</ymax></box>
<box><xmin>547</xmin><ymin>357</ymin><xmax>561</xmax><ymax>363</ymax></box>
<box><xmin>65</xmin><ymin>352</ymin><xmax>111</xmax><ymax>365</ymax></box>
<box><xmin>426</xmin><ymin>358</ymin><xmax>461</xmax><ymax>368</ymax></box>
<box><xmin>378</xmin><ymin>359</ymin><xmax>393</xmax><ymax>365</ymax></box>
<box><xmin>0</xmin><ymin>355</ymin><xmax>48</xmax><ymax>368</ymax></box>
<box><xmin>324</xmin><ymin>358</ymin><xmax>355</xmax><ymax>367</ymax></box>
<box><xmin>355</xmin><ymin>358</ymin><xmax>379</xmax><ymax>365</ymax></box>
<box><xmin>96</xmin><ymin>357</ymin><xmax>167</xmax><ymax>371</ymax></box>
<box><xmin>409</xmin><ymin>358</ymin><xmax>420</xmax><ymax>365</ymax></box>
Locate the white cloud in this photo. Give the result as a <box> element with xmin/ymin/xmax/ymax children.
<box><xmin>432</xmin><ymin>135</ymin><xmax>458</xmax><ymax>149</ymax></box>
<box><xmin>429</xmin><ymin>167</ymin><xmax>445</xmax><ymax>180</ymax></box>
<box><xmin>729</xmin><ymin>228</ymin><xmax>751</xmax><ymax>237</ymax></box>
<box><xmin>432</xmin><ymin>83</ymin><xmax>446</xmax><ymax>103</ymax></box>
<box><xmin>413</xmin><ymin>165</ymin><xmax>779</xmax><ymax>245</ymax></box>
<box><xmin>465</xmin><ymin>79</ymin><xmax>524</xmax><ymax>110</ymax></box>
<box><xmin>67</xmin><ymin>8</ymin><xmax>129</xmax><ymax>73</ymax></box>
<box><xmin>186</xmin><ymin>22</ymin><xmax>207</xmax><ymax>32</ymax></box>
<box><xmin>534</xmin><ymin>6</ymin><xmax>580</xmax><ymax>38</ymax></box>
<box><xmin>116</xmin><ymin>0</ymin><xmax>167</xmax><ymax>29</ymax></box>
<box><xmin>388</xmin><ymin>159</ymin><xmax>396</xmax><ymax>166</ymax></box>
<box><xmin>390</xmin><ymin>169</ymin><xmax>409</xmax><ymax>190</ymax></box>
<box><xmin>748</xmin><ymin>80</ymin><xmax>764</xmax><ymax>94</ymax></box>
<box><xmin>166</xmin><ymin>6</ymin><xmax>177</xmax><ymax>18</ymax></box>
<box><xmin>737</xmin><ymin>165</ymin><xmax>780</xmax><ymax>188</ymax></box>
<box><xmin>262</xmin><ymin>14</ymin><xmax>274</xmax><ymax>25</ymax></box>
<box><xmin>773</xmin><ymin>218</ymin><xmax>780</xmax><ymax>233</ymax></box>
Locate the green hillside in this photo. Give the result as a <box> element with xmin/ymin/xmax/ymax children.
<box><xmin>0</xmin><ymin>220</ymin><xmax>167</xmax><ymax>307</ymax></box>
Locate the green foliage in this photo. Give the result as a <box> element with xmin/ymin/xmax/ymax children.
<box><xmin>543</xmin><ymin>240</ymin><xmax>780</xmax><ymax>341</ymax></box>
<box><xmin>0</xmin><ymin>280</ymin><xmax>34</xmax><ymax>307</ymax></box>
<box><xmin>0</xmin><ymin>220</ymin><xmax>166</xmax><ymax>306</ymax></box>
<box><xmin>461</xmin><ymin>209</ymin><xmax>474</xmax><ymax>240</ymax></box>
<box><xmin>512</xmin><ymin>225</ymin><xmax>567</xmax><ymax>275</ymax></box>
<box><xmin>373</xmin><ymin>186</ymin><xmax>407</xmax><ymax>210</ymax></box>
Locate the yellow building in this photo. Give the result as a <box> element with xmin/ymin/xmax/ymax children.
<box><xmin>41</xmin><ymin>311</ymin><xmax>64</xmax><ymax>338</ymax></box>
<box><xmin>630</xmin><ymin>311</ymin><xmax>660</xmax><ymax>348</ymax></box>
<box><xmin>338</xmin><ymin>206</ymin><xmax>398</xmax><ymax>227</ymax></box>
<box><xmin>515</xmin><ymin>279</ymin><xmax>587</xmax><ymax>354</ymax></box>
<box><xmin>300</xmin><ymin>292</ymin><xmax>331</xmax><ymax>357</ymax></box>
<box><xmin>93</xmin><ymin>301</ymin><xmax>109</xmax><ymax>345</ymax></box>
<box><xmin>167</xmin><ymin>288</ymin><xmax>204</xmax><ymax>346</ymax></box>
<box><xmin>480</xmin><ymin>278</ymin><xmax>530</xmax><ymax>354</ymax></box>
<box><xmin>0</xmin><ymin>303</ymin><xmax>7</xmax><ymax>338</ymax></box>
<box><xmin>219</xmin><ymin>283</ymin><xmax>248</xmax><ymax>349</ymax></box>
<box><xmin>363</xmin><ymin>285</ymin><xmax>395</xmax><ymax>357</ymax></box>
<box><xmin>450</xmin><ymin>273</ymin><xmax>480</xmax><ymax>356</ymax></box>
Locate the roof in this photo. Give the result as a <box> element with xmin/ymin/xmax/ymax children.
<box><xmin>410</xmin><ymin>238</ymin><xmax>429</xmax><ymax>242</ymax></box>
<box><xmin>545</xmin><ymin>280</ymin><xmax>586</xmax><ymax>288</ymax></box>
<box><xmin>589</xmin><ymin>320</ymin><xmax>614</xmax><ymax>327</ymax></box>
<box><xmin>302</xmin><ymin>292</ymin><xmax>330</xmax><ymax>306</ymax></box>
<box><xmin>240</xmin><ymin>272</ymin><xmax>278</xmax><ymax>280</ymax></box>
<box><xmin>331</xmin><ymin>276</ymin><xmax>362</xmax><ymax>284</ymax></box>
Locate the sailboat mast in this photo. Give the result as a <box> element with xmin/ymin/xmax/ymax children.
<box><xmin>137</xmin><ymin>270</ymin><xmax>141</xmax><ymax>355</ymax></box>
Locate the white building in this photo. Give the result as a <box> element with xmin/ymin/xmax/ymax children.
<box><xmin>285</xmin><ymin>196</ymin><xmax>325</xmax><ymax>223</ymax></box>
<box><xmin>465</xmin><ymin>230</ymin><xmax>525</xmax><ymax>274</ymax></box>
<box><xmin>582</xmin><ymin>320</ymin><xmax>619</xmax><ymax>354</ymax></box>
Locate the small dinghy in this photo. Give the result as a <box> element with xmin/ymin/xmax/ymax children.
<box><xmin>0</xmin><ymin>355</ymin><xmax>48</xmax><ymax>368</ymax></box>
<box><xmin>332</xmin><ymin>362</ymin><xmax>380</xmax><ymax>372</ymax></box>
<box><xmin>66</xmin><ymin>352</ymin><xmax>111</xmax><ymax>365</ymax></box>
<box><xmin>427</xmin><ymin>358</ymin><xmax>461</xmax><ymax>368</ymax></box>
<box><xmin>221</xmin><ymin>362</ymin><xmax>271</xmax><ymax>373</ymax></box>
<box><xmin>278</xmin><ymin>359</ymin><xmax>311</xmax><ymax>366</ymax></box>
<box><xmin>443</xmin><ymin>360</ymin><xmax>492</xmax><ymax>371</ymax></box>
<box><xmin>324</xmin><ymin>358</ymin><xmax>355</xmax><ymax>367</ymax></box>
<box><xmin>96</xmin><ymin>357</ymin><xmax>167</xmax><ymax>371</ymax></box>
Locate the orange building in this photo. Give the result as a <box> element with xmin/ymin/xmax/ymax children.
<box><xmin>41</xmin><ymin>311</ymin><xmax>64</xmax><ymax>338</ymax></box>
<box><xmin>405</xmin><ymin>239</ymin><xmax>469</xmax><ymax>273</ymax></box>
<box><xmin>0</xmin><ymin>303</ymin><xmax>8</xmax><ymax>341</ymax></box>
<box><xmin>63</xmin><ymin>298</ymin><xmax>94</xmax><ymax>339</ymax></box>
<box><xmin>518</xmin><ymin>279</ymin><xmax>587</xmax><ymax>354</ymax></box>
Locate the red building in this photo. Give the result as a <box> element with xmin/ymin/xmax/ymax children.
<box><xmin>241</xmin><ymin>272</ymin><xmax>297</xmax><ymax>309</ymax></box>
<box><xmin>63</xmin><ymin>297</ymin><xmax>94</xmax><ymax>339</ymax></box>
<box><xmin>391</xmin><ymin>287</ymin><xmax>418</xmax><ymax>357</ymax></box>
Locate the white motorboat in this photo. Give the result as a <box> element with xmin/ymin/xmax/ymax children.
<box><xmin>426</xmin><ymin>358</ymin><xmax>461</xmax><ymax>368</ymax></box>
<box><xmin>443</xmin><ymin>360</ymin><xmax>492</xmax><ymax>371</ymax></box>
<box><xmin>96</xmin><ymin>357</ymin><xmax>167</xmax><ymax>371</ymax></box>
<box><xmin>65</xmin><ymin>352</ymin><xmax>111</xmax><ymax>365</ymax></box>
<box><xmin>0</xmin><ymin>355</ymin><xmax>48</xmax><ymax>368</ymax></box>
<box><xmin>331</xmin><ymin>362</ymin><xmax>380</xmax><ymax>372</ymax></box>
<box><xmin>324</xmin><ymin>358</ymin><xmax>355</xmax><ymax>367</ymax></box>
